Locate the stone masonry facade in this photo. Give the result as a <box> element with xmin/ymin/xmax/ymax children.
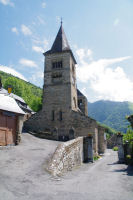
<box><xmin>24</xmin><ymin>23</ymin><xmax>106</xmax><ymax>154</ymax></box>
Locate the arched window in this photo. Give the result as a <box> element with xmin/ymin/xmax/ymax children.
<box><xmin>59</xmin><ymin>111</ymin><xmax>62</xmax><ymax>121</ymax></box>
<box><xmin>51</xmin><ymin>110</ymin><xmax>55</xmax><ymax>121</ymax></box>
<box><xmin>69</xmin><ymin>129</ymin><xmax>75</xmax><ymax>140</ymax></box>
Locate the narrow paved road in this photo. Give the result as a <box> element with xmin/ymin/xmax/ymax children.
<box><xmin>0</xmin><ymin>133</ymin><xmax>133</xmax><ymax>200</ymax></box>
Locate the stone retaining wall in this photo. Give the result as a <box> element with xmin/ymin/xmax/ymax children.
<box><xmin>47</xmin><ymin>137</ymin><xmax>83</xmax><ymax>176</ymax></box>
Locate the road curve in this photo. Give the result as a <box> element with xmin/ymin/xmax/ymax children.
<box><xmin>0</xmin><ymin>133</ymin><xmax>133</xmax><ymax>200</ymax></box>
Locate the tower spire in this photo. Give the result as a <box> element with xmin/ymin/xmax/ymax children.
<box><xmin>61</xmin><ymin>17</ymin><xmax>63</xmax><ymax>25</ymax></box>
<box><xmin>49</xmin><ymin>22</ymin><xmax>70</xmax><ymax>53</ymax></box>
<box><xmin>44</xmin><ymin>21</ymin><xmax>77</xmax><ymax>64</ymax></box>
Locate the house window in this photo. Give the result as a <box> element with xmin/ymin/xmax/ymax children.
<box><xmin>52</xmin><ymin>61</ymin><xmax>62</xmax><ymax>69</ymax></box>
<box><xmin>51</xmin><ymin>110</ymin><xmax>55</xmax><ymax>121</ymax></box>
<box><xmin>59</xmin><ymin>111</ymin><xmax>62</xmax><ymax>121</ymax></box>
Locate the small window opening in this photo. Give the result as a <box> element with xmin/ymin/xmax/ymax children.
<box><xmin>59</xmin><ymin>111</ymin><xmax>62</xmax><ymax>121</ymax></box>
<box><xmin>52</xmin><ymin>72</ymin><xmax>62</xmax><ymax>78</ymax></box>
<box><xmin>78</xmin><ymin>99</ymin><xmax>82</xmax><ymax>107</ymax></box>
<box><xmin>52</xmin><ymin>61</ymin><xmax>62</xmax><ymax>69</ymax></box>
<box><xmin>52</xmin><ymin>110</ymin><xmax>55</xmax><ymax>121</ymax></box>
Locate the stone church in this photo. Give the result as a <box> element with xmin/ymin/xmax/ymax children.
<box><xmin>25</xmin><ymin>23</ymin><xmax>106</xmax><ymax>154</ymax></box>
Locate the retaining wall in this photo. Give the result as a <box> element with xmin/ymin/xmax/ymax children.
<box><xmin>47</xmin><ymin>137</ymin><xmax>83</xmax><ymax>176</ymax></box>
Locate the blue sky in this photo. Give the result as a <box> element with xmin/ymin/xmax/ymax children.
<box><xmin>0</xmin><ymin>0</ymin><xmax>133</xmax><ymax>102</ymax></box>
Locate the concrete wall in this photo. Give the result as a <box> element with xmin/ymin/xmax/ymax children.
<box><xmin>47</xmin><ymin>137</ymin><xmax>83</xmax><ymax>176</ymax></box>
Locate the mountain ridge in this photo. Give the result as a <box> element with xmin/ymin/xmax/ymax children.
<box><xmin>88</xmin><ymin>100</ymin><xmax>133</xmax><ymax>133</ymax></box>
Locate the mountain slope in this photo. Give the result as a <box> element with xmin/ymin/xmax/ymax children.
<box><xmin>0</xmin><ymin>71</ymin><xmax>43</xmax><ymax>112</ymax></box>
<box><xmin>88</xmin><ymin>100</ymin><xmax>133</xmax><ymax>133</ymax></box>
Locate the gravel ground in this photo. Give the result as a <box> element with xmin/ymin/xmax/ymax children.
<box><xmin>0</xmin><ymin>133</ymin><xmax>133</xmax><ymax>200</ymax></box>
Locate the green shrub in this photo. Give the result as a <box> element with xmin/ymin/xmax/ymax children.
<box><xmin>93</xmin><ymin>155</ymin><xmax>101</xmax><ymax>161</ymax></box>
<box><xmin>126</xmin><ymin>155</ymin><xmax>131</xmax><ymax>159</ymax></box>
<box><xmin>113</xmin><ymin>146</ymin><xmax>118</xmax><ymax>151</ymax></box>
<box><xmin>123</xmin><ymin>128</ymin><xmax>133</xmax><ymax>144</ymax></box>
<box><xmin>126</xmin><ymin>155</ymin><xmax>133</xmax><ymax>165</ymax></box>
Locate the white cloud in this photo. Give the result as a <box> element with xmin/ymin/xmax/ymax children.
<box><xmin>0</xmin><ymin>65</ymin><xmax>27</xmax><ymax>81</ymax></box>
<box><xmin>42</xmin><ymin>2</ymin><xmax>46</xmax><ymax>8</ymax></box>
<box><xmin>19</xmin><ymin>59</ymin><xmax>38</xmax><ymax>68</ymax></box>
<box><xmin>32</xmin><ymin>46</ymin><xmax>44</xmax><ymax>53</ymax></box>
<box><xmin>113</xmin><ymin>18</ymin><xmax>120</xmax><ymax>26</ymax></box>
<box><xmin>0</xmin><ymin>0</ymin><xmax>14</xmax><ymax>6</ymax></box>
<box><xmin>30</xmin><ymin>71</ymin><xmax>43</xmax><ymax>84</ymax></box>
<box><xmin>56</xmin><ymin>16</ymin><xmax>61</xmax><ymax>24</ymax></box>
<box><xmin>11</xmin><ymin>27</ymin><xmax>19</xmax><ymax>35</ymax></box>
<box><xmin>76</xmin><ymin>48</ymin><xmax>133</xmax><ymax>102</ymax></box>
<box><xmin>76</xmin><ymin>48</ymin><xmax>93</xmax><ymax>62</ymax></box>
<box><xmin>32</xmin><ymin>16</ymin><xmax>45</xmax><ymax>26</ymax></box>
<box><xmin>32</xmin><ymin>37</ymin><xmax>49</xmax><ymax>50</ymax></box>
<box><xmin>21</xmin><ymin>25</ymin><xmax>32</xmax><ymax>36</ymax></box>
<box><xmin>37</xmin><ymin>16</ymin><xmax>45</xmax><ymax>25</ymax></box>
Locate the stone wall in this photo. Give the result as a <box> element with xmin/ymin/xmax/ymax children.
<box><xmin>47</xmin><ymin>137</ymin><xmax>83</xmax><ymax>176</ymax></box>
<box><xmin>24</xmin><ymin>109</ymin><xmax>105</xmax><ymax>154</ymax></box>
<box><xmin>98</xmin><ymin>126</ymin><xmax>106</xmax><ymax>154</ymax></box>
<box><xmin>107</xmin><ymin>134</ymin><xmax>117</xmax><ymax>149</ymax></box>
<box><xmin>77</xmin><ymin>94</ymin><xmax>88</xmax><ymax>116</ymax></box>
<box><xmin>16</xmin><ymin>115</ymin><xmax>24</xmax><ymax>144</ymax></box>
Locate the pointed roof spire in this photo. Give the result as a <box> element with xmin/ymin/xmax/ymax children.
<box><xmin>50</xmin><ymin>23</ymin><xmax>70</xmax><ymax>53</ymax></box>
<box><xmin>44</xmin><ymin>22</ymin><xmax>77</xmax><ymax>64</ymax></box>
<box><xmin>61</xmin><ymin>17</ymin><xmax>63</xmax><ymax>25</ymax></box>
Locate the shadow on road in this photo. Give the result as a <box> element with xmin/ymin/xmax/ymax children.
<box><xmin>111</xmin><ymin>165</ymin><xmax>133</xmax><ymax>176</ymax></box>
<box><xmin>107</xmin><ymin>162</ymin><xmax>119</xmax><ymax>165</ymax></box>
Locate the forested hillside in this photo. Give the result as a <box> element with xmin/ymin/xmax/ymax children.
<box><xmin>0</xmin><ymin>71</ymin><xmax>43</xmax><ymax>112</ymax></box>
<box><xmin>88</xmin><ymin>100</ymin><xmax>133</xmax><ymax>133</ymax></box>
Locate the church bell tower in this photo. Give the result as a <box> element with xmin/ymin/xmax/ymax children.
<box><xmin>42</xmin><ymin>23</ymin><xmax>78</xmax><ymax>124</ymax></box>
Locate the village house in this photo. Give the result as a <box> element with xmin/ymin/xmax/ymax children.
<box><xmin>0</xmin><ymin>94</ymin><xmax>25</xmax><ymax>146</ymax></box>
<box><xmin>0</xmin><ymin>77</ymin><xmax>33</xmax><ymax>119</ymax></box>
<box><xmin>24</xmin><ymin>23</ymin><xmax>106</xmax><ymax>154</ymax></box>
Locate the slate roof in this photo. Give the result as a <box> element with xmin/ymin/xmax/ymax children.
<box><xmin>51</xmin><ymin>24</ymin><xmax>70</xmax><ymax>53</ymax></box>
<box><xmin>0</xmin><ymin>88</ymin><xmax>25</xmax><ymax>103</ymax></box>
<box><xmin>44</xmin><ymin>24</ymin><xmax>77</xmax><ymax>64</ymax></box>
<box><xmin>77</xmin><ymin>89</ymin><xmax>85</xmax><ymax>97</ymax></box>
<box><xmin>0</xmin><ymin>94</ymin><xmax>25</xmax><ymax>115</ymax></box>
<box><xmin>0</xmin><ymin>88</ymin><xmax>32</xmax><ymax>113</ymax></box>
